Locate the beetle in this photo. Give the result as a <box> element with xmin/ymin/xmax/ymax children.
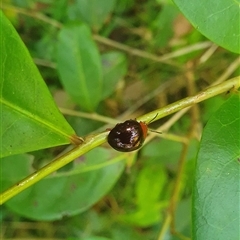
<box><xmin>107</xmin><ymin>119</ymin><xmax>148</xmax><ymax>152</ymax></box>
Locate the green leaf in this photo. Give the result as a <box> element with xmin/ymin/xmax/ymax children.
<box><xmin>119</xmin><ymin>205</ymin><xmax>163</xmax><ymax>227</ymax></box>
<box><xmin>135</xmin><ymin>164</ymin><xmax>167</xmax><ymax>208</ymax></box>
<box><xmin>57</xmin><ymin>23</ymin><xmax>102</xmax><ymax>112</ymax></box>
<box><xmin>2</xmin><ymin>148</ymin><xmax>125</xmax><ymax>220</ymax></box>
<box><xmin>193</xmin><ymin>94</ymin><xmax>240</xmax><ymax>239</ymax></box>
<box><xmin>0</xmin><ymin>11</ymin><xmax>76</xmax><ymax>158</ymax></box>
<box><xmin>84</xmin><ymin>237</ymin><xmax>111</xmax><ymax>240</ymax></box>
<box><xmin>67</xmin><ymin>0</ymin><xmax>117</xmax><ymax>31</ymax></box>
<box><xmin>142</xmin><ymin>138</ymin><xmax>198</xmax><ymax>166</ymax></box>
<box><xmin>152</xmin><ymin>4</ymin><xmax>179</xmax><ymax>48</ymax></box>
<box><xmin>101</xmin><ymin>52</ymin><xmax>127</xmax><ymax>99</ymax></box>
<box><xmin>0</xmin><ymin>154</ymin><xmax>32</xmax><ymax>188</ymax></box>
<box><xmin>172</xmin><ymin>0</ymin><xmax>240</xmax><ymax>53</ymax></box>
<box><xmin>119</xmin><ymin>162</ymin><xmax>168</xmax><ymax>227</ymax></box>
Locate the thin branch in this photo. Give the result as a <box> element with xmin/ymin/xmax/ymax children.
<box><xmin>1</xmin><ymin>77</ymin><xmax>239</xmax><ymax>204</ymax></box>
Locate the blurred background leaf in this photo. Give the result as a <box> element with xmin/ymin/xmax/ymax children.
<box><xmin>57</xmin><ymin>23</ymin><xmax>103</xmax><ymax>112</ymax></box>
<box><xmin>67</xmin><ymin>0</ymin><xmax>117</xmax><ymax>31</ymax></box>
<box><xmin>119</xmin><ymin>163</ymin><xmax>168</xmax><ymax>227</ymax></box>
<box><xmin>101</xmin><ymin>51</ymin><xmax>128</xmax><ymax>99</ymax></box>
<box><xmin>1</xmin><ymin>148</ymin><xmax>125</xmax><ymax>220</ymax></box>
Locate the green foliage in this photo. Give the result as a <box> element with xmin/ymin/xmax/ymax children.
<box><xmin>173</xmin><ymin>0</ymin><xmax>240</xmax><ymax>53</ymax></box>
<box><xmin>193</xmin><ymin>95</ymin><xmax>240</xmax><ymax>240</ymax></box>
<box><xmin>67</xmin><ymin>0</ymin><xmax>117</xmax><ymax>31</ymax></box>
<box><xmin>0</xmin><ymin>11</ymin><xmax>75</xmax><ymax>158</ymax></box>
<box><xmin>151</xmin><ymin>4</ymin><xmax>179</xmax><ymax>48</ymax></box>
<box><xmin>0</xmin><ymin>0</ymin><xmax>239</xmax><ymax>239</ymax></box>
<box><xmin>119</xmin><ymin>163</ymin><xmax>167</xmax><ymax>227</ymax></box>
<box><xmin>101</xmin><ymin>52</ymin><xmax>128</xmax><ymax>99</ymax></box>
<box><xmin>57</xmin><ymin>23</ymin><xmax>103</xmax><ymax>112</ymax></box>
<box><xmin>1</xmin><ymin>148</ymin><xmax>125</xmax><ymax>220</ymax></box>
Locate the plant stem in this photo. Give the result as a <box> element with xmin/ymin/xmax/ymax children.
<box><xmin>0</xmin><ymin>132</ymin><xmax>108</xmax><ymax>204</ymax></box>
<box><xmin>138</xmin><ymin>76</ymin><xmax>240</xmax><ymax>124</ymax></box>
<box><xmin>0</xmin><ymin>77</ymin><xmax>239</xmax><ymax>204</ymax></box>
